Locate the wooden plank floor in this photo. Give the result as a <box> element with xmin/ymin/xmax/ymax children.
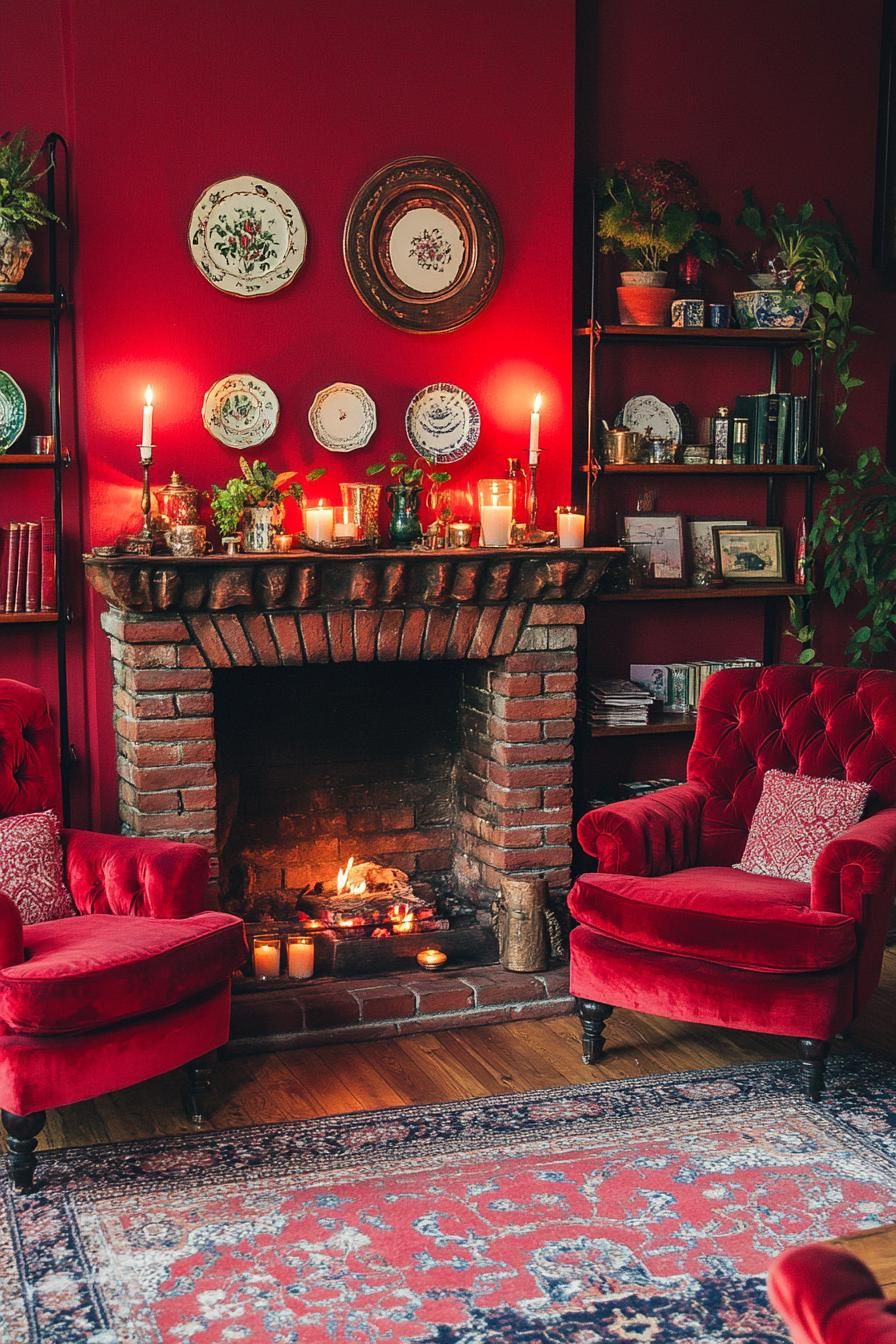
<box><xmin>37</xmin><ymin>948</ymin><xmax>896</xmax><ymax>1280</ymax></box>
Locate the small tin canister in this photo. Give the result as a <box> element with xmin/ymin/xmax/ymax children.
<box><xmin>447</xmin><ymin>521</ymin><xmax>474</xmax><ymax>547</ymax></box>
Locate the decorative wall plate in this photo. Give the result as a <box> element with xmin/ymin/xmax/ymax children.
<box><xmin>0</xmin><ymin>371</ymin><xmax>26</xmax><ymax>453</ymax></box>
<box><xmin>308</xmin><ymin>383</ymin><xmax>377</xmax><ymax>453</ymax></box>
<box><xmin>405</xmin><ymin>383</ymin><xmax>480</xmax><ymax>463</ymax></box>
<box><xmin>619</xmin><ymin>394</ymin><xmax>682</xmax><ymax>445</ymax></box>
<box><xmin>189</xmin><ymin>176</ymin><xmax>307</xmax><ymax>297</ymax></box>
<box><xmin>201</xmin><ymin>374</ymin><xmax>279</xmax><ymax>449</ymax></box>
<box><xmin>343</xmin><ymin>157</ymin><xmax>503</xmax><ymax>333</ymax></box>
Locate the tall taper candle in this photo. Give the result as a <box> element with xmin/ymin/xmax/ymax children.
<box><xmin>141</xmin><ymin>385</ymin><xmax>154</xmax><ymax>461</ymax></box>
<box><xmin>528</xmin><ymin>392</ymin><xmax>542</xmax><ymax>466</ymax></box>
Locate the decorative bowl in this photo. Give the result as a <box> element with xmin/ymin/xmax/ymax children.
<box><xmin>749</xmin><ymin>272</ymin><xmax>778</xmax><ymax>290</ymax></box>
<box><xmin>733</xmin><ymin>289</ymin><xmax>810</xmax><ymax>330</ymax></box>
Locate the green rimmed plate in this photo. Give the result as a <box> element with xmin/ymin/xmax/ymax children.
<box><xmin>0</xmin><ymin>371</ymin><xmax>26</xmax><ymax>454</ymax></box>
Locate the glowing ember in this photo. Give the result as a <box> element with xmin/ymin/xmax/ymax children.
<box><xmin>336</xmin><ymin>855</ymin><xmax>368</xmax><ymax>900</ymax></box>
<box><xmin>390</xmin><ymin>902</ymin><xmax>416</xmax><ymax>935</ymax></box>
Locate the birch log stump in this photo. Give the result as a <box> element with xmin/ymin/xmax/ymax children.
<box><xmin>492</xmin><ymin>876</ymin><xmax>551</xmax><ymax>973</ymax></box>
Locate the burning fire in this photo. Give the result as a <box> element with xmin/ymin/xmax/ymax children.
<box><xmin>336</xmin><ymin>856</ymin><xmax>368</xmax><ymax>899</ymax></box>
<box><xmin>390</xmin><ymin>902</ymin><xmax>416</xmax><ymax>935</ymax></box>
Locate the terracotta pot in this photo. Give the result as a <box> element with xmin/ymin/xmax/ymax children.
<box><xmin>617</xmin><ymin>286</ymin><xmax>676</xmax><ymax>326</ymax></box>
<box><xmin>619</xmin><ymin>270</ymin><xmax>668</xmax><ymax>288</ymax></box>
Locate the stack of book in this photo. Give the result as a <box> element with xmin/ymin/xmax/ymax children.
<box><xmin>586</xmin><ymin>678</ymin><xmax>655</xmax><ymax>728</ymax></box>
<box><xmin>732</xmin><ymin>392</ymin><xmax>811</xmax><ymax>465</ymax></box>
<box><xmin>0</xmin><ymin>519</ymin><xmax>57</xmax><ymax>613</ymax></box>
<box><xmin>630</xmin><ymin>659</ymin><xmax>761</xmax><ymax>714</ymax></box>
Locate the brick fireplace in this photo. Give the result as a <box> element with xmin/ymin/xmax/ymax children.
<box><xmin>85</xmin><ymin>546</ymin><xmax>619</xmax><ymax>1044</ymax></box>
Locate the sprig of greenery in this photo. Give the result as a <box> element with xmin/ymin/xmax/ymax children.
<box><xmin>367</xmin><ymin>452</ymin><xmax>451</xmax><ymax>489</ymax></box>
<box><xmin>788</xmin><ymin>447</ymin><xmax>896</xmax><ymax>665</ymax></box>
<box><xmin>597</xmin><ymin>160</ymin><xmax>734</xmax><ymax>272</ymax></box>
<box><xmin>0</xmin><ymin>131</ymin><xmax>60</xmax><ymax>234</ymax></box>
<box><xmin>738</xmin><ymin>191</ymin><xmax>870</xmax><ymax>421</ymax></box>
<box><xmin>209</xmin><ymin>458</ymin><xmax>325</xmax><ymax>537</ymax></box>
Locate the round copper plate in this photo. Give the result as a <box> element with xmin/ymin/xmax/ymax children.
<box><xmin>343</xmin><ymin>156</ymin><xmax>503</xmax><ymax>333</ymax></box>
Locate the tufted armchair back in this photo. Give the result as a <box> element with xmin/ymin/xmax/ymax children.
<box><xmin>0</xmin><ymin>680</ymin><xmax>61</xmax><ymax>821</ymax></box>
<box><xmin>688</xmin><ymin>666</ymin><xmax>896</xmax><ymax>867</ymax></box>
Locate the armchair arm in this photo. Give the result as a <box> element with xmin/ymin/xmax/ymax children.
<box><xmin>61</xmin><ymin>829</ymin><xmax>210</xmax><ymax>919</ymax></box>
<box><xmin>577</xmin><ymin>782</ymin><xmax>708</xmax><ymax>876</ymax></box>
<box><xmin>811</xmin><ymin>806</ymin><xmax>896</xmax><ymax>1014</ymax></box>
<box><xmin>0</xmin><ymin>892</ymin><xmax>23</xmax><ymax>968</ymax></box>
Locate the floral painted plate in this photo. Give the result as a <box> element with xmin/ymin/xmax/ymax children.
<box><xmin>189</xmin><ymin>177</ymin><xmax>307</xmax><ymax>297</ymax></box>
<box><xmin>0</xmin><ymin>371</ymin><xmax>26</xmax><ymax>453</ymax></box>
<box><xmin>201</xmin><ymin>374</ymin><xmax>279</xmax><ymax>449</ymax></box>
<box><xmin>308</xmin><ymin>383</ymin><xmax>377</xmax><ymax>453</ymax></box>
<box><xmin>405</xmin><ymin>383</ymin><xmax>480</xmax><ymax>464</ymax></box>
<box><xmin>619</xmin><ymin>394</ymin><xmax>682</xmax><ymax>445</ymax></box>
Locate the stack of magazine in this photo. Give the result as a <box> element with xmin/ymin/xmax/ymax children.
<box><xmin>587</xmin><ymin>678</ymin><xmax>655</xmax><ymax>728</ymax></box>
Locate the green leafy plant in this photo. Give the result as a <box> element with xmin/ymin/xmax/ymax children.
<box><xmin>789</xmin><ymin>447</ymin><xmax>896</xmax><ymax>665</ymax></box>
<box><xmin>598</xmin><ymin>160</ymin><xmax>734</xmax><ymax>273</ymax></box>
<box><xmin>737</xmin><ymin>191</ymin><xmax>870</xmax><ymax>421</ymax></box>
<box><xmin>366</xmin><ymin>452</ymin><xmax>451</xmax><ymax>490</ymax></box>
<box><xmin>0</xmin><ymin>130</ymin><xmax>60</xmax><ymax>235</ymax></box>
<box><xmin>209</xmin><ymin>457</ymin><xmax>325</xmax><ymax>537</ymax></box>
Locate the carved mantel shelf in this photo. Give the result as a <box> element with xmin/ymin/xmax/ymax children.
<box><xmin>83</xmin><ymin>546</ymin><xmax>623</xmax><ymax>614</ymax></box>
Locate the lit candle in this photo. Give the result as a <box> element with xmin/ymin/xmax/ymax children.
<box><xmin>304</xmin><ymin>502</ymin><xmax>334</xmax><ymax>544</ymax></box>
<box><xmin>529</xmin><ymin>392</ymin><xmax>542</xmax><ymax>466</ymax></box>
<box><xmin>140</xmin><ymin>385</ymin><xmax>154</xmax><ymax>461</ymax></box>
<box><xmin>333</xmin><ymin>506</ymin><xmax>358</xmax><ymax>540</ymax></box>
<box><xmin>556</xmin><ymin>508</ymin><xmax>586</xmax><ymax>549</ymax></box>
<box><xmin>478</xmin><ymin>479</ymin><xmax>514</xmax><ymax>547</ymax></box>
<box><xmin>287</xmin><ymin>934</ymin><xmax>314</xmax><ymax>980</ymax></box>
<box><xmin>416</xmin><ymin>947</ymin><xmax>448</xmax><ymax>971</ymax></box>
<box><xmin>252</xmin><ymin>935</ymin><xmax>281</xmax><ymax>979</ymax></box>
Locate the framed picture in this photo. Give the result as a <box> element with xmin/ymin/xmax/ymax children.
<box><xmin>687</xmin><ymin>517</ymin><xmax>749</xmax><ymax>580</ymax></box>
<box><xmin>712</xmin><ymin>526</ymin><xmax>787</xmax><ymax>583</ymax></box>
<box><xmin>343</xmin><ymin>156</ymin><xmax>503</xmax><ymax>333</ymax></box>
<box><xmin>618</xmin><ymin>513</ymin><xmax>686</xmax><ymax>586</ymax></box>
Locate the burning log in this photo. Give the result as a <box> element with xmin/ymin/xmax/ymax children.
<box><xmin>300</xmin><ymin>858</ymin><xmax>436</xmax><ymax>934</ymax></box>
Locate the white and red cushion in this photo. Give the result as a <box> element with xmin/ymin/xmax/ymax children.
<box><xmin>0</xmin><ymin>810</ymin><xmax>75</xmax><ymax>924</ymax></box>
<box><xmin>735</xmin><ymin>769</ymin><xmax>872</xmax><ymax>883</ymax></box>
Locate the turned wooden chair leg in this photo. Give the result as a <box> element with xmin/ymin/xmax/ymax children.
<box><xmin>578</xmin><ymin>999</ymin><xmax>614</xmax><ymax>1065</ymax></box>
<box><xmin>183</xmin><ymin>1051</ymin><xmax>217</xmax><ymax>1127</ymax></box>
<box><xmin>798</xmin><ymin>1038</ymin><xmax>830</xmax><ymax>1102</ymax></box>
<box><xmin>1</xmin><ymin>1110</ymin><xmax>46</xmax><ymax>1191</ymax></box>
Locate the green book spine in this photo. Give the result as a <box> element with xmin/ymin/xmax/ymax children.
<box><xmin>776</xmin><ymin>393</ymin><xmax>791</xmax><ymax>464</ymax></box>
<box><xmin>753</xmin><ymin>394</ymin><xmax>769</xmax><ymax>464</ymax></box>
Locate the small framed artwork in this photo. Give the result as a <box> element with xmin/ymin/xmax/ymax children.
<box><xmin>618</xmin><ymin>513</ymin><xmax>686</xmax><ymax>586</ymax></box>
<box><xmin>712</xmin><ymin>526</ymin><xmax>787</xmax><ymax>583</ymax></box>
<box><xmin>687</xmin><ymin>517</ymin><xmax>749</xmax><ymax>580</ymax></box>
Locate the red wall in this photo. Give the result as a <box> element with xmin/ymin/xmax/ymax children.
<box><xmin>6</xmin><ymin>0</ymin><xmax>576</xmax><ymax>829</ymax></box>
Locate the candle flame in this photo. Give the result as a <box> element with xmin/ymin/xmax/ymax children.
<box><xmin>144</xmin><ymin>385</ymin><xmax>154</xmax><ymax>407</ymax></box>
<box><xmin>533</xmin><ymin>392</ymin><xmax>542</xmax><ymax>413</ymax></box>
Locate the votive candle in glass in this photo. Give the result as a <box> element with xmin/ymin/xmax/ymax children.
<box><xmin>304</xmin><ymin>502</ymin><xmax>334</xmax><ymax>543</ymax></box>
<box><xmin>253</xmin><ymin>934</ymin><xmax>282</xmax><ymax>979</ymax></box>
<box><xmin>333</xmin><ymin>506</ymin><xmax>358</xmax><ymax>541</ymax></box>
<box><xmin>556</xmin><ymin>507</ymin><xmax>586</xmax><ymax>549</ymax></box>
<box><xmin>477</xmin><ymin>479</ymin><xmax>514</xmax><ymax>547</ymax></box>
<box><xmin>416</xmin><ymin>947</ymin><xmax>448</xmax><ymax>971</ymax></box>
<box><xmin>287</xmin><ymin>934</ymin><xmax>315</xmax><ymax>979</ymax></box>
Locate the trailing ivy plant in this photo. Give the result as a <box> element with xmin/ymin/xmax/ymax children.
<box><xmin>790</xmin><ymin>447</ymin><xmax>896</xmax><ymax>665</ymax></box>
<box><xmin>738</xmin><ymin>191</ymin><xmax>870</xmax><ymax>421</ymax></box>
<box><xmin>0</xmin><ymin>130</ymin><xmax>60</xmax><ymax>236</ymax></box>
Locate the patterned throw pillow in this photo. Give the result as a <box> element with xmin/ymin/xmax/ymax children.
<box><xmin>0</xmin><ymin>811</ymin><xmax>76</xmax><ymax>924</ymax></box>
<box><xmin>735</xmin><ymin>769</ymin><xmax>872</xmax><ymax>883</ymax></box>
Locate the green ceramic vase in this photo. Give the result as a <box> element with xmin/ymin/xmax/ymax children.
<box><xmin>388</xmin><ymin>485</ymin><xmax>423</xmax><ymax>548</ymax></box>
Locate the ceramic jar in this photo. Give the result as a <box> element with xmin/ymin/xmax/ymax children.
<box><xmin>0</xmin><ymin>229</ymin><xmax>33</xmax><ymax>290</ymax></box>
<box><xmin>241</xmin><ymin>505</ymin><xmax>278</xmax><ymax>552</ymax></box>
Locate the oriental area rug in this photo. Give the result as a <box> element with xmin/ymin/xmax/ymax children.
<box><xmin>3</xmin><ymin>1058</ymin><xmax>896</xmax><ymax>1344</ymax></box>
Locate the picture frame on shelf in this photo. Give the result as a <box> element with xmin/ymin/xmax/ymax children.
<box><xmin>618</xmin><ymin>513</ymin><xmax>686</xmax><ymax>587</ymax></box>
<box><xmin>712</xmin><ymin>525</ymin><xmax>787</xmax><ymax>583</ymax></box>
<box><xmin>687</xmin><ymin>517</ymin><xmax>748</xmax><ymax>582</ymax></box>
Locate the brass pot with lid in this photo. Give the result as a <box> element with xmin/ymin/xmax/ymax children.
<box><xmin>155</xmin><ymin>470</ymin><xmax>200</xmax><ymax>528</ymax></box>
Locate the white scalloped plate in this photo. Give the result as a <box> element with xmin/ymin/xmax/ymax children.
<box><xmin>308</xmin><ymin>383</ymin><xmax>377</xmax><ymax>453</ymax></box>
<box><xmin>405</xmin><ymin>383</ymin><xmax>480</xmax><ymax>464</ymax></box>
<box><xmin>201</xmin><ymin>373</ymin><xmax>279</xmax><ymax>449</ymax></box>
<box><xmin>189</xmin><ymin>176</ymin><xmax>307</xmax><ymax>297</ymax></box>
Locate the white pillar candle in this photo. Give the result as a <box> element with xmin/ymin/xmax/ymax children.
<box><xmin>557</xmin><ymin>510</ymin><xmax>586</xmax><ymax>549</ymax></box>
<box><xmin>480</xmin><ymin>504</ymin><xmax>513</xmax><ymax>547</ymax></box>
<box><xmin>287</xmin><ymin>936</ymin><xmax>314</xmax><ymax>980</ymax></box>
<box><xmin>304</xmin><ymin>504</ymin><xmax>334</xmax><ymax>543</ymax></box>
<box><xmin>253</xmin><ymin>937</ymin><xmax>281</xmax><ymax>979</ymax></box>
<box><xmin>529</xmin><ymin>392</ymin><xmax>542</xmax><ymax>466</ymax></box>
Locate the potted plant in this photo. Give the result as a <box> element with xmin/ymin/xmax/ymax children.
<box><xmin>597</xmin><ymin>160</ymin><xmax>729</xmax><ymax>325</ymax></box>
<box><xmin>0</xmin><ymin>131</ymin><xmax>60</xmax><ymax>290</ymax></box>
<box><xmin>367</xmin><ymin>454</ymin><xmax>451</xmax><ymax>547</ymax></box>
<box><xmin>790</xmin><ymin>447</ymin><xmax>896</xmax><ymax>666</ymax></box>
<box><xmin>209</xmin><ymin>457</ymin><xmax>325</xmax><ymax>552</ymax></box>
<box><xmin>736</xmin><ymin>192</ymin><xmax>869</xmax><ymax>420</ymax></box>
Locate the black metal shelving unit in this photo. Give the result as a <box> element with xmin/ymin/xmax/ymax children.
<box><xmin>0</xmin><ymin>133</ymin><xmax>74</xmax><ymax>819</ymax></box>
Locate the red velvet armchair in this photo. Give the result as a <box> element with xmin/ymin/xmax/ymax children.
<box><xmin>769</xmin><ymin>1244</ymin><xmax>896</xmax><ymax>1343</ymax></box>
<box><xmin>569</xmin><ymin>666</ymin><xmax>896</xmax><ymax>1099</ymax></box>
<box><xmin>0</xmin><ymin>680</ymin><xmax>247</xmax><ymax>1189</ymax></box>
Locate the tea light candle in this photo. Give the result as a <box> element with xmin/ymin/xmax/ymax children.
<box><xmin>416</xmin><ymin>947</ymin><xmax>448</xmax><ymax>971</ymax></box>
<box><xmin>304</xmin><ymin>503</ymin><xmax>334</xmax><ymax>543</ymax></box>
<box><xmin>287</xmin><ymin>934</ymin><xmax>314</xmax><ymax>980</ymax></box>
<box><xmin>556</xmin><ymin>508</ymin><xmax>586</xmax><ymax>549</ymax></box>
<box><xmin>333</xmin><ymin>506</ymin><xmax>358</xmax><ymax>541</ymax></box>
<box><xmin>253</xmin><ymin>935</ymin><xmax>281</xmax><ymax>979</ymax></box>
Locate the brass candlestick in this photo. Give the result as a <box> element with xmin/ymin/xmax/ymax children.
<box><xmin>522</xmin><ymin>452</ymin><xmax>555</xmax><ymax>545</ymax></box>
<box><xmin>124</xmin><ymin>445</ymin><xmax>156</xmax><ymax>555</ymax></box>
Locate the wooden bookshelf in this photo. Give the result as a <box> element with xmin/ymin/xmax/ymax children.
<box><xmin>588</xmin><ymin>712</ymin><xmax>698</xmax><ymax>739</ymax></box>
<box><xmin>596</xmin><ymin>584</ymin><xmax>805</xmax><ymax>602</ymax></box>
<box><xmin>597</xmin><ymin>463</ymin><xmax>819</xmax><ymax>476</ymax></box>
<box><xmin>0</xmin><ymin>612</ymin><xmax>59</xmax><ymax>624</ymax></box>
<box><xmin>0</xmin><ymin>454</ymin><xmax>56</xmax><ymax>467</ymax></box>
<box><xmin>575</xmin><ymin>322</ymin><xmax>807</xmax><ymax>344</ymax></box>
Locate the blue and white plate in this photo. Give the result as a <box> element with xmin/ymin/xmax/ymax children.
<box><xmin>405</xmin><ymin>383</ymin><xmax>480</xmax><ymax>464</ymax></box>
<box><xmin>619</xmin><ymin>394</ymin><xmax>682</xmax><ymax>445</ymax></box>
<box><xmin>0</xmin><ymin>371</ymin><xmax>26</xmax><ymax>454</ymax></box>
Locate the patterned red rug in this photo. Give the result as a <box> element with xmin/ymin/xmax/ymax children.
<box><xmin>2</xmin><ymin>1056</ymin><xmax>895</xmax><ymax>1343</ymax></box>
